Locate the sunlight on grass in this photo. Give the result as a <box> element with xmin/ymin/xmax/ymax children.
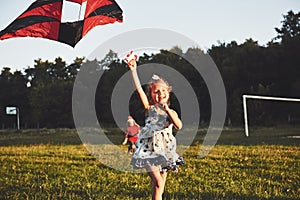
<box><xmin>0</xmin><ymin>127</ymin><xmax>299</xmax><ymax>199</ymax></box>
<box><xmin>0</xmin><ymin>142</ymin><xmax>299</xmax><ymax>199</ymax></box>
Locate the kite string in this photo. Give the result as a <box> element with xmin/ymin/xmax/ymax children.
<box><xmin>78</xmin><ymin>4</ymin><xmax>82</xmax><ymax>20</ymax></box>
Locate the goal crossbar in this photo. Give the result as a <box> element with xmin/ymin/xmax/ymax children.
<box><xmin>243</xmin><ymin>94</ymin><xmax>300</xmax><ymax>137</ymax></box>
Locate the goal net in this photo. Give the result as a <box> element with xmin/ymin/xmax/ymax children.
<box><xmin>242</xmin><ymin>94</ymin><xmax>300</xmax><ymax>137</ymax></box>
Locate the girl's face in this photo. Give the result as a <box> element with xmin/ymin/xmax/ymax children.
<box><xmin>150</xmin><ymin>82</ymin><xmax>170</xmax><ymax>105</ymax></box>
<box><xmin>128</xmin><ymin>120</ymin><xmax>134</xmax><ymax>127</ymax></box>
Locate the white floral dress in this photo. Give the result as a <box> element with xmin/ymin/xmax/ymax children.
<box><xmin>131</xmin><ymin>105</ymin><xmax>184</xmax><ymax>172</ymax></box>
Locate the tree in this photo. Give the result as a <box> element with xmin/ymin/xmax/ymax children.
<box><xmin>65</xmin><ymin>57</ymin><xmax>84</xmax><ymax>81</ymax></box>
<box><xmin>98</xmin><ymin>49</ymin><xmax>119</xmax><ymax>70</ymax></box>
<box><xmin>95</xmin><ymin>50</ymin><xmax>128</xmax><ymax>125</ymax></box>
<box><xmin>25</xmin><ymin>58</ymin><xmax>83</xmax><ymax>128</ymax></box>
<box><xmin>275</xmin><ymin>10</ymin><xmax>300</xmax><ymax>43</ymax></box>
<box><xmin>0</xmin><ymin>68</ymin><xmax>30</xmax><ymax>128</ymax></box>
<box><xmin>273</xmin><ymin>10</ymin><xmax>300</xmax><ymax>97</ymax></box>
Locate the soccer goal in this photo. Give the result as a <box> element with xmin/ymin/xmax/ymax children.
<box><xmin>242</xmin><ymin>94</ymin><xmax>300</xmax><ymax>137</ymax></box>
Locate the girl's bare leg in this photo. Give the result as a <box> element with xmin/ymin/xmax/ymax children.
<box><xmin>147</xmin><ymin>166</ymin><xmax>168</xmax><ymax>200</ymax></box>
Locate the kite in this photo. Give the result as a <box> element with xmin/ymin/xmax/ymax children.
<box><xmin>66</xmin><ymin>0</ymin><xmax>87</xmax><ymax>4</ymax></box>
<box><xmin>0</xmin><ymin>0</ymin><xmax>123</xmax><ymax>47</ymax></box>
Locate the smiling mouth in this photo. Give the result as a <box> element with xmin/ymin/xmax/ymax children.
<box><xmin>158</xmin><ymin>97</ymin><xmax>167</xmax><ymax>102</ymax></box>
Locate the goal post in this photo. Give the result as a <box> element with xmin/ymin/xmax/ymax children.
<box><xmin>242</xmin><ymin>94</ymin><xmax>300</xmax><ymax>137</ymax></box>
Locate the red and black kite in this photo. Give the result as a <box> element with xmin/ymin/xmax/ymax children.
<box><xmin>0</xmin><ymin>0</ymin><xmax>123</xmax><ymax>47</ymax></box>
<box><xmin>66</xmin><ymin>0</ymin><xmax>87</xmax><ymax>4</ymax></box>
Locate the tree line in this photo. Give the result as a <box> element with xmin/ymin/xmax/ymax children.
<box><xmin>0</xmin><ymin>10</ymin><xmax>299</xmax><ymax>129</ymax></box>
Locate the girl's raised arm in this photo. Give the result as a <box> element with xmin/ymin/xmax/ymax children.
<box><xmin>128</xmin><ymin>59</ymin><xmax>150</xmax><ymax>110</ymax></box>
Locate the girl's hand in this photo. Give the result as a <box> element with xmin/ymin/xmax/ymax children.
<box><xmin>122</xmin><ymin>137</ymin><xmax>128</xmax><ymax>145</ymax></box>
<box><xmin>162</xmin><ymin>103</ymin><xmax>183</xmax><ymax>130</ymax></box>
<box><xmin>124</xmin><ymin>51</ymin><xmax>138</xmax><ymax>71</ymax></box>
<box><xmin>127</xmin><ymin>59</ymin><xmax>137</xmax><ymax>71</ymax></box>
<box><xmin>162</xmin><ymin>103</ymin><xmax>170</xmax><ymax>112</ymax></box>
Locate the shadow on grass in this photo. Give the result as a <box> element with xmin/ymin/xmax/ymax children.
<box><xmin>163</xmin><ymin>191</ymin><xmax>299</xmax><ymax>200</ymax></box>
<box><xmin>193</xmin><ymin>126</ymin><xmax>300</xmax><ymax>146</ymax></box>
<box><xmin>0</xmin><ymin>128</ymin><xmax>82</xmax><ymax>146</ymax></box>
<box><xmin>0</xmin><ymin>126</ymin><xmax>299</xmax><ymax>147</ymax></box>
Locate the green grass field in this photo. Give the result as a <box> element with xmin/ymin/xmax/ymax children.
<box><xmin>0</xmin><ymin>128</ymin><xmax>299</xmax><ymax>199</ymax></box>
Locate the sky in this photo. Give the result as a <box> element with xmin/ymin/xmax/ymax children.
<box><xmin>0</xmin><ymin>0</ymin><xmax>299</xmax><ymax>72</ymax></box>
